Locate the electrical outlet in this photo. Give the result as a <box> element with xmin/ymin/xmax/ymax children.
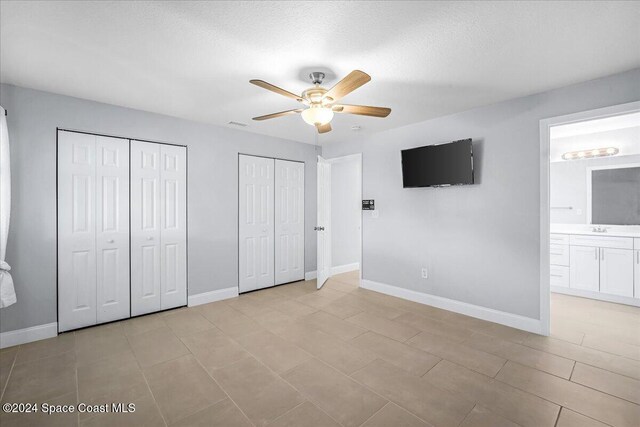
<box><xmin>421</xmin><ymin>268</ymin><xmax>428</xmax><ymax>279</ymax></box>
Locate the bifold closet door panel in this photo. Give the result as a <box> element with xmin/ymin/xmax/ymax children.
<box><xmin>58</xmin><ymin>131</ymin><xmax>98</xmax><ymax>332</ymax></box>
<box><xmin>95</xmin><ymin>136</ymin><xmax>130</xmax><ymax>323</ymax></box>
<box><xmin>275</xmin><ymin>160</ymin><xmax>305</xmax><ymax>285</ymax></box>
<box><xmin>159</xmin><ymin>144</ymin><xmax>187</xmax><ymax>310</ymax></box>
<box><xmin>130</xmin><ymin>140</ymin><xmax>162</xmax><ymax>316</ymax></box>
<box><xmin>239</xmin><ymin>155</ymin><xmax>275</xmax><ymax>293</ymax></box>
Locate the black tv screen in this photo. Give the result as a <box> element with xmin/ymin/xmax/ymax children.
<box><xmin>401</xmin><ymin>139</ymin><xmax>474</xmax><ymax>188</ymax></box>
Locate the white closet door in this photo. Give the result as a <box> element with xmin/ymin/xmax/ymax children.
<box><xmin>131</xmin><ymin>140</ymin><xmax>162</xmax><ymax>315</ymax></box>
<box><xmin>58</xmin><ymin>131</ymin><xmax>97</xmax><ymax>332</ymax></box>
<box><xmin>239</xmin><ymin>155</ymin><xmax>274</xmax><ymax>293</ymax></box>
<box><xmin>275</xmin><ymin>160</ymin><xmax>304</xmax><ymax>285</ymax></box>
<box><xmin>160</xmin><ymin>144</ymin><xmax>187</xmax><ymax>309</ymax></box>
<box><xmin>96</xmin><ymin>136</ymin><xmax>130</xmax><ymax>323</ymax></box>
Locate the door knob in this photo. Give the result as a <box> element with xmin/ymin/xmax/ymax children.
<box><xmin>147</xmin><ymin>236</ymin><xmax>154</xmax><ymax>241</ymax></box>
<box><xmin>107</xmin><ymin>239</ymin><xmax>114</xmax><ymax>243</ymax></box>
<box><xmin>314</xmin><ymin>226</ymin><xmax>325</xmax><ymax>231</ymax></box>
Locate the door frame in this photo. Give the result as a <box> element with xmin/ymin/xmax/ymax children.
<box><xmin>237</xmin><ymin>153</ymin><xmax>306</xmax><ymax>294</ymax></box>
<box><xmin>324</xmin><ymin>153</ymin><xmax>363</xmax><ymax>280</ymax></box>
<box><xmin>56</xmin><ymin>128</ymin><xmax>188</xmax><ymax>333</ymax></box>
<box><xmin>538</xmin><ymin>101</ymin><xmax>640</xmax><ymax>336</ymax></box>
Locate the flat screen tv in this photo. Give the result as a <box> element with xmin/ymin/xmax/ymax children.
<box><xmin>401</xmin><ymin>139</ymin><xmax>474</xmax><ymax>188</ymax></box>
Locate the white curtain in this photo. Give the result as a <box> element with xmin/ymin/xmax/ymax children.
<box><xmin>0</xmin><ymin>106</ymin><xmax>16</xmax><ymax>308</ymax></box>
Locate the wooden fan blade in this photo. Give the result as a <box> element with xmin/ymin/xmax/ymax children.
<box><xmin>324</xmin><ymin>70</ymin><xmax>371</xmax><ymax>102</ymax></box>
<box><xmin>332</xmin><ymin>104</ymin><xmax>391</xmax><ymax>117</ymax></box>
<box><xmin>250</xmin><ymin>80</ymin><xmax>303</xmax><ymax>102</ymax></box>
<box><xmin>316</xmin><ymin>123</ymin><xmax>332</xmax><ymax>134</ymax></box>
<box><xmin>252</xmin><ymin>109</ymin><xmax>303</xmax><ymax>121</ymax></box>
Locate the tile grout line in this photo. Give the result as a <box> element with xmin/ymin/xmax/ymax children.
<box><xmin>490</xmin><ymin>360</ymin><xmax>632</xmax><ymax>425</ymax></box>
<box><xmin>345</xmin><ymin>356</ymin><xmax>469</xmax><ymax>427</ymax></box>
<box><xmin>261</xmin><ymin>400</ymin><xmax>308</xmax><ymax>426</ymax></box>
<box><xmin>354</xmin><ymin>401</ymin><xmax>390</xmax><ymax>427</ymax></box>
<box><xmin>568</xmin><ymin>361</ymin><xmax>576</xmax><ymax>381</ymax></box>
<box><xmin>518</xmin><ymin>339</ymin><xmax>640</xmax><ymax>382</ymax></box>
<box><xmin>221</xmin><ymin>332</ymin><xmax>346</xmax><ymax>427</ymax></box>
<box><xmin>553</xmin><ymin>407</ymin><xmax>562</xmax><ymax>427</ymax></box>
<box><xmin>457</xmin><ymin>404</ymin><xmax>479</xmax><ymax>427</ymax></box>
<box><xmin>124</xmin><ymin>331</ymin><xmax>169</xmax><ymax>427</ymax></box>
<box><xmin>0</xmin><ymin>346</ymin><xmax>18</xmax><ymax>402</ymax></box>
<box><xmin>187</xmin><ymin>347</ymin><xmax>257</xmax><ymax>427</ymax></box>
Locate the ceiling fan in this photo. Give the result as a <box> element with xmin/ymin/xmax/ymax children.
<box><xmin>250</xmin><ymin>70</ymin><xmax>391</xmax><ymax>134</ymax></box>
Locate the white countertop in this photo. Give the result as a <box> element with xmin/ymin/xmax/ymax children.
<box><xmin>551</xmin><ymin>224</ymin><xmax>640</xmax><ymax>239</ymax></box>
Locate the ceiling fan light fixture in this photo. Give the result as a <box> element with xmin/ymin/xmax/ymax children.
<box><xmin>301</xmin><ymin>106</ymin><xmax>334</xmax><ymax>126</ymax></box>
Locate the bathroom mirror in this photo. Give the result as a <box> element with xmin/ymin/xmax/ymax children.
<box><xmin>588</xmin><ymin>164</ymin><xmax>640</xmax><ymax>225</ymax></box>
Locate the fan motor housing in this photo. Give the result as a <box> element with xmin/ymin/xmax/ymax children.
<box><xmin>309</xmin><ymin>72</ymin><xmax>325</xmax><ymax>85</ymax></box>
<box><xmin>302</xmin><ymin>86</ymin><xmax>329</xmax><ymax>105</ymax></box>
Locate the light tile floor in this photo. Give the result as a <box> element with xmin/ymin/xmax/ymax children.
<box><xmin>0</xmin><ymin>270</ymin><xmax>639</xmax><ymax>426</ymax></box>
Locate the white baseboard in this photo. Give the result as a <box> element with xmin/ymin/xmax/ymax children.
<box><xmin>551</xmin><ymin>286</ymin><xmax>640</xmax><ymax>307</ymax></box>
<box><xmin>305</xmin><ymin>271</ymin><xmax>317</xmax><ymax>280</ymax></box>
<box><xmin>0</xmin><ymin>322</ymin><xmax>58</xmax><ymax>349</ymax></box>
<box><xmin>331</xmin><ymin>262</ymin><xmax>359</xmax><ymax>275</ymax></box>
<box><xmin>188</xmin><ymin>287</ymin><xmax>238</xmax><ymax>307</ymax></box>
<box><xmin>361</xmin><ymin>279</ymin><xmax>544</xmax><ymax>335</ymax></box>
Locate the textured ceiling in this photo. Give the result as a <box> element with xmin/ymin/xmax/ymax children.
<box><xmin>1</xmin><ymin>1</ymin><xmax>639</xmax><ymax>145</ymax></box>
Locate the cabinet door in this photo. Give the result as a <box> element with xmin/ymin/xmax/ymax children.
<box><xmin>58</xmin><ymin>131</ymin><xmax>97</xmax><ymax>332</ymax></box>
<box><xmin>131</xmin><ymin>141</ymin><xmax>162</xmax><ymax>316</ymax></box>
<box><xmin>600</xmin><ymin>248</ymin><xmax>634</xmax><ymax>297</ymax></box>
<box><xmin>160</xmin><ymin>144</ymin><xmax>187</xmax><ymax>310</ymax></box>
<box><xmin>239</xmin><ymin>155</ymin><xmax>275</xmax><ymax>293</ymax></box>
<box><xmin>275</xmin><ymin>159</ymin><xmax>305</xmax><ymax>285</ymax></box>
<box><xmin>570</xmin><ymin>246</ymin><xmax>599</xmax><ymax>292</ymax></box>
<box><xmin>96</xmin><ymin>136</ymin><xmax>130</xmax><ymax>323</ymax></box>
<box><xmin>635</xmin><ymin>250</ymin><xmax>640</xmax><ymax>298</ymax></box>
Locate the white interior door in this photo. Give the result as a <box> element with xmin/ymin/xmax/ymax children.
<box><xmin>160</xmin><ymin>144</ymin><xmax>187</xmax><ymax>309</ymax></box>
<box><xmin>58</xmin><ymin>131</ymin><xmax>97</xmax><ymax>332</ymax></box>
<box><xmin>239</xmin><ymin>155</ymin><xmax>275</xmax><ymax>293</ymax></box>
<box><xmin>316</xmin><ymin>156</ymin><xmax>331</xmax><ymax>289</ymax></box>
<box><xmin>95</xmin><ymin>136</ymin><xmax>130</xmax><ymax>323</ymax></box>
<box><xmin>131</xmin><ymin>140</ymin><xmax>162</xmax><ymax>315</ymax></box>
<box><xmin>275</xmin><ymin>159</ymin><xmax>305</xmax><ymax>285</ymax></box>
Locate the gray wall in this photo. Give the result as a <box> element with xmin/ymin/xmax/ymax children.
<box><xmin>323</xmin><ymin>68</ymin><xmax>640</xmax><ymax>320</ymax></box>
<box><xmin>0</xmin><ymin>84</ymin><xmax>319</xmax><ymax>333</ymax></box>
<box><xmin>331</xmin><ymin>157</ymin><xmax>361</xmax><ymax>268</ymax></box>
<box><xmin>550</xmin><ymin>154</ymin><xmax>640</xmax><ymax>224</ymax></box>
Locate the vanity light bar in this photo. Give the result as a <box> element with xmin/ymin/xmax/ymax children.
<box><xmin>561</xmin><ymin>147</ymin><xmax>619</xmax><ymax>161</ymax></box>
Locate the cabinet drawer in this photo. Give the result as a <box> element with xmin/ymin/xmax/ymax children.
<box><xmin>550</xmin><ymin>265</ymin><xmax>569</xmax><ymax>287</ymax></box>
<box><xmin>569</xmin><ymin>235</ymin><xmax>633</xmax><ymax>250</ymax></box>
<box><xmin>550</xmin><ymin>244</ymin><xmax>570</xmax><ymax>266</ymax></box>
<box><xmin>550</xmin><ymin>234</ymin><xmax>569</xmax><ymax>245</ymax></box>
